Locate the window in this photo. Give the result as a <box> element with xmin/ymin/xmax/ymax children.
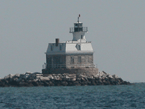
<box><xmin>81</xmin><ymin>35</ymin><xmax>83</xmax><ymax>39</ymax></box>
<box><xmin>71</xmin><ymin>57</ymin><xmax>74</xmax><ymax>64</ymax></box>
<box><xmin>78</xmin><ymin>45</ymin><xmax>81</xmax><ymax>50</ymax></box>
<box><xmin>75</xmin><ymin>24</ymin><xmax>78</xmax><ymax>26</ymax></box>
<box><xmin>60</xmin><ymin>57</ymin><xmax>62</xmax><ymax>63</ymax></box>
<box><xmin>79</xmin><ymin>28</ymin><xmax>82</xmax><ymax>31</ymax></box>
<box><xmin>59</xmin><ymin>45</ymin><xmax>62</xmax><ymax>51</ymax></box>
<box><xmin>78</xmin><ymin>56</ymin><xmax>81</xmax><ymax>63</ymax></box>
<box><xmin>76</xmin><ymin>44</ymin><xmax>81</xmax><ymax>50</ymax></box>
<box><xmin>88</xmin><ymin>56</ymin><xmax>90</xmax><ymax>63</ymax></box>
<box><xmin>51</xmin><ymin>57</ymin><xmax>53</xmax><ymax>68</ymax></box>
<box><xmin>79</xmin><ymin>24</ymin><xmax>82</xmax><ymax>26</ymax></box>
<box><xmin>51</xmin><ymin>45</ymin><xmax>53</xmax><ymax>51</ymax></box>
<box><xmin>88</xmin><ymin>56</ymin><xmax>92</xmax><ymax>63</ymax></box>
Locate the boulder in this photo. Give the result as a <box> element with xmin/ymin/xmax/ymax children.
<box><xmin>112</xmin><ymin>74</ymin><xmax>119</xmax><ymax>78</ymax></box>
<box><xmin>39</xmin><ymin>76</ymin><xmax>50</xmax><ymax>81</ymax></box>
<box><xmin>4</xmin><ymin>74</ymin><xmax>14</xmax><ymax>79</ymax></box>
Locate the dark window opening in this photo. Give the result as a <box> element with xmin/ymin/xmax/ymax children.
<box><xmin>71</xmin><ymin>57</ymin><xmax>74</xmax><ymax>64</ymax></box>
<box><xmin>51</xmin><ymin>45</ymin><xmax>53</xmax><ymax>51</ymax></box>
<box><xmin>74</xmin><ymin>28</ymin><xmax>82</xmax><ymax>32</ymax></box>
<box><xmin>78</xmin><ymin>56</ymin><xmax>81</xmax><ymax>63</ymax></box>
<box><xmin>81</xmin><ymin>35</ymin><xmax>83</xmax><ymax>39</ymax></box>
<box><xmin>59</xmin><ymin>45</ymin><xmax>62</xmax><ymax>51</ymax></box>
<box><xmin>78</xmin><ymin>45</ymin><xmax>81</xmax><ymax>50</ymax></box>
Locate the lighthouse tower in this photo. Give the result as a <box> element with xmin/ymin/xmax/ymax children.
<box><xmin>42</xmin><ymin>15</ymin><xmax>97</xmax><ymax>74</ymax></box>
<box><xmin>70</xmin><ymin>14</ymin><xmax>88</xmax><ymax>42</ymax></box>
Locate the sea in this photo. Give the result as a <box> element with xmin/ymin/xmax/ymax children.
<box><xmin>0</xmin><ymin>83</ymin><xmax>144</xmax><ymax>109</ymax></box>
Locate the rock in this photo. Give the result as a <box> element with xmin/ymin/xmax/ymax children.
<box><xmin>4</xmin><ymin>74</ymin><xmax>14</xmax><ymax>79</ymax></box>
<box><xmin>0</xmin><ymin>71</ymin><xmax>130</xmax><ymax>87</ymax></box>
<box><xmin>39</xmin><ymin>76</ymin><xmax>50</xmax><ymax>81</ymax></box>
<box><xmin>31</xmin><ymin>81</ymin><xmax>39</xmax><ymax>86</ymax></box>
<box><xmin>25</xmin><ymin>71</ymin><xmax>32</xmax><ymax>74</ymax></box>
<box><xmin>20</xmin><ymin>74</ymin><xmax>27</xmax><ymax>79</ymax></box>
<box><xmin>112</xmin><ymin>74</ymin><xmax>119</xmax><ymax>78</ymax></box>
<box><xmin>33</xmin><ymin>72</ymin><xmax>41</xmax><ymax>74</ymax></box>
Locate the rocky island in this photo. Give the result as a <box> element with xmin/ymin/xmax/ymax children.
<box><xmin>0</xmin><ymin>70</ymin><xmax>130</xmax><ymax>87</ymax></box>
<box><xmin>0</xmin><ymin>16</ymin><xmax>131</xmax><ymax>87</ymax></box>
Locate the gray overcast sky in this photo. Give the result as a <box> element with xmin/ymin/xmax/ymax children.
<box><xmin>0</xmin><ymin>0</ymin><xmax>145</xmax><ymax>82</ymax></box>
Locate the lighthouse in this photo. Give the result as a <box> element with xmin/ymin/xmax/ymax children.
<box><xmin>70</xmin><ymin>14</ymin><xmax>88</xmax><ymax>42</ymax></box>
<box><xmin>42</xmin><ymin>15</ymin><xmax>98</xmax><ymax>74</ymax></box>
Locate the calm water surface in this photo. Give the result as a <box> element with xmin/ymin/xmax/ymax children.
<box><xmin>0</xmin><ymin>83</ymin><xmax>144</xmax><ymax>109</ymax></box>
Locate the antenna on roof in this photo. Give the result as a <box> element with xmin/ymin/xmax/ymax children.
<box><xmin>78</xmin><ymin>14</ymin><xmax>80</xmax><ymax>23</ymax></box>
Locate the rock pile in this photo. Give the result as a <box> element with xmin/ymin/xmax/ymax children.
<box><xmin>0</xmin><ymin>71</ymin><xmax>130</xmax><ymax>87</ymax></box>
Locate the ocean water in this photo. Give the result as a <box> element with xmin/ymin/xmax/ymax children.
<box><xmin>0</xmin><ymin>83</ymin><xmax>144</xmax><ymax>109</ymax></box>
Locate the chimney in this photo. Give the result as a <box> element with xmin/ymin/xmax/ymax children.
<box><xmin>55</xmin><ymin>38</ymin><xmax>59</xmax><ymax>46</ymax></box>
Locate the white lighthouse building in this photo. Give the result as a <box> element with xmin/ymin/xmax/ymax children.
<box><xmin>42</xmin><ymin>15</ymin><xmax>97</xmax><ymax>74</ymax></box>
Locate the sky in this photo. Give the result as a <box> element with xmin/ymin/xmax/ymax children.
<box><xmin>0</xmin><ymin>0</ymin><xmax>145</xmax><ymax>82</ymax></box>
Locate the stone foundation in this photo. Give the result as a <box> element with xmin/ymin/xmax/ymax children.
<box><xmin>42</xmin><ymin>67</ymin><xmax>99</xmax><ymax>75</ymax></box>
